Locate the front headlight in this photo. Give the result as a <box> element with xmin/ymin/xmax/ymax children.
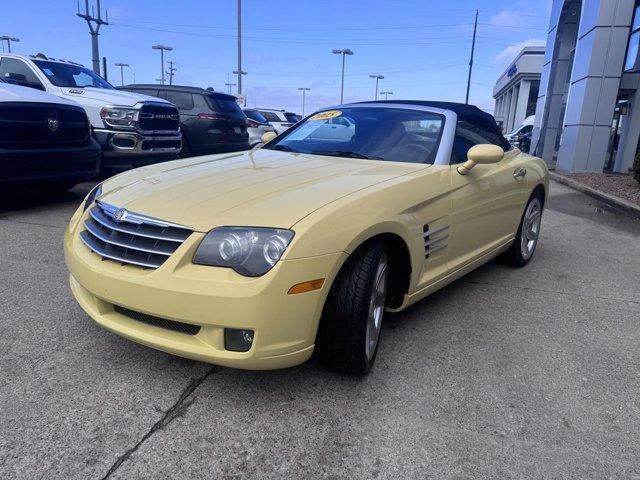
<box><xmin>193</xmin><ymin>227</ymin><xmax>294</xmax><ymax>276</ymax></box>
<box><xmin>83</xmin><ymin>184</ymin><xmax>102</xmax><ymax>211</ymax></box>
<box><xmin>100</xmin><ymin>106</ymin><xmax>139</xmax><ymax>127</ymax></box>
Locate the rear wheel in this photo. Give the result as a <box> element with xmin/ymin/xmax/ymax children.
<box><xmin>500</xmin><ymin>191</ymin><xmax>543</xmax><ymax>267</ymax></box>
<box><xmin>316</xmin><ymin>242</ymin><xmax>389</xmax><ymax>375</ymax></box>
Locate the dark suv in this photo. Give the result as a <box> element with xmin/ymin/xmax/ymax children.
<box><xmin>119</xmin><ymin>85</ymin><xmax>249</xmax><ymax>156</ymax></box>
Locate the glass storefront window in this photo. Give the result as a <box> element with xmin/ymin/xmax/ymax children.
<box><xmin>625</xmin><ymin>32</ymin><xmax>640</xmax><ymax>71</ymax></box>
<box><xmin>625</xmin><ymin>1</ymin><xmax>640</xmax><ymax>72</ymax></box>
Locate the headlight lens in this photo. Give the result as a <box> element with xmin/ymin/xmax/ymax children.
<box><xmin>100</xmin><ymin>106</ymin><xmax>139</xmax><ymax>127</ymax></box>
<box><xmin>83</xmin><ymin>184</ymin><xmax>102</xmax><ymax>211</ymax></box>
<box><xmin>193</xmin><ymin>227</ymin><xmax>294</xmax><ymax>276</ymax></box>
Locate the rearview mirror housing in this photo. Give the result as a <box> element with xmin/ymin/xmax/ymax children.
<box><xmin>458</xmin><ymin>144</ymin><xmax>505</xmax><ymax>175</ymax></box>
<box><xmin>261</xmin><ymin>131</ymin><xmax>277</xmax><ymax>144</ymax></box>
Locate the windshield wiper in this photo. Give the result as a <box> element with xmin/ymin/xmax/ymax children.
<box><xmin>311</xmin><ymin>150</ymin><xmax>379</xmax><ymax>160</ymax></box>
<box><xmin>269</xmin><ymin>144</ymin><xmax>296</xmax><ymax>152</ymax></box>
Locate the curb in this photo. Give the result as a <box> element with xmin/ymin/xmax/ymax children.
<box><xmin>549</xmin><ymin>171</ymin><xmax>640</xmax><ymax>220</ymax></box>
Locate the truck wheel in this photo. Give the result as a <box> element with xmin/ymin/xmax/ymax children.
<box><xmin>316</xmin><ymin>241</ymin><xmax>389</xmax><ymax>375</ymax></box>
<box><xmin>499</xmin><ymin>190</ymin><xmax>544</xmax><ymax>267</ymax></box>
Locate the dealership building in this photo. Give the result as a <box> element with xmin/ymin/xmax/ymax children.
<box><xmin>531</xmin><ymin>0</ymin><xmax>640</xmax><ymax>173</ymax></box>
<box><xmin>493</xmin><ymin>47</ymin><xmax>545</xmax><ymax>134</ymax></box>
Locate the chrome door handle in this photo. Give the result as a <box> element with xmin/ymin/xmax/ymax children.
<box><xmin>513</xmin><ymin>168</ymin><xmax>527</xmax><ymax>179</ymax></box>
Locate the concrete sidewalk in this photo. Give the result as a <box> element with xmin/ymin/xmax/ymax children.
<box><xmin>1</xmin><ymin>180</ymin><xmax>639</xmax><ymax>479</ymax></box>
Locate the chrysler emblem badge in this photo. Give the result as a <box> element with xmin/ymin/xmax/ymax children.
<box><xmin>48</xmin><ymin>118</ymin><xmax>59</xmax><ymax>132</ymax></box>
<box><xmin>113</xmin><ymin>208</ymin><xmax>128</xmax><ymax>222</ymax></box>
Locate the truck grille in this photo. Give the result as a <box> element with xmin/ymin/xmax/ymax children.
<box><xmin>80</xmin><ymin>201</ymin><xmax>193</xmax><ymax>269</ymax></box>
<box><xmin>0</xmin><ymin>102</ymin><xmax>89</xmax><ymax>149</ymax></box>
<box><xmin>138</xmin><ymin>103</ymin><xmax>180</xmax><ymax>132</ymax></box>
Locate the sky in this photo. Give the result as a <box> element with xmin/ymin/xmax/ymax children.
<box><xmin>1</xmin><ymin>0</ymin><xmax>552</xmax><ymax>115</ymax></box>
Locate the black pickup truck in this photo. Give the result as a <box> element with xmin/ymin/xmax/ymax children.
<box><xmin>0</xmin><ymin>81</ymin><xmax>100</xmax><ymax>191</ymax></box>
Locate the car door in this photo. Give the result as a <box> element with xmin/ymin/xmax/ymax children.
<box><xmin>447</xmin><ymin>115</ymin><xmax>529</xmax><ymax>272</ymax></box>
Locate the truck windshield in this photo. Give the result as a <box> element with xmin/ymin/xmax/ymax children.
<box><xmin>33</xmin><ymin>60</ymin><xmax>114</xmax><ymax>89</ymax></box>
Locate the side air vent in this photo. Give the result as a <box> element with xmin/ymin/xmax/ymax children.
<box><xmin>423</xmin><ymin>224</ymin><xmax>449</xmax><ymax>258</ymax></box>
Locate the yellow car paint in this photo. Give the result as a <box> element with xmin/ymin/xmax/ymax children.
<box><xmin>65</xmin><ymin>145</ymin><xmax>548</xmax><ymax>370</ymax></box>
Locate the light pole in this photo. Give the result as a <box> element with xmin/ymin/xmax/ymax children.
<box><xmin>0</xmin><ymin>36</ymin><xmax>19</xmax><ymax>53</ymax></box>
<box><xmin>369</xmin><ymin>74</ymin><xmax>384</xmax><ymax>100</ymax></box>
<box><xmin>114</xmin><ymin>62</ymin><xmax>129</xmax><ymax>86</ymax></box>
<box><xmin>225</xmin><ymin>82</ymin><xmax>237</xmax><ymax>94</ymax></box>
<box><xmin>237</xmin><ymin>0</ymin><xmax>243</xmax><ymax>95</ymax></box>
<box><xmin>298</xmin><ymin>87</ymin><xmax>310</xmax><ymax>117</ymax></box>
<box><xmin>77</xmin><ymin>1</ymin><xmax>108</xmax><ymax>75</ymax></box>
<box><xmin>152</xmin><ymin>45</ymin><xmax>173</xmax><ymax>85</ymax></box>
<box><xmin>332</xmin><ymin>48</ymin><xmax>353</xmax><ymax>104</ymax></box>
<box><xmin>380</xmin><ymin>91</ymin><xmax>393</xmax><ymax>100</ymax></box>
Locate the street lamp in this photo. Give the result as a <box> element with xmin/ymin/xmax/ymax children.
<box><xmin>232</xmin><ymin>69</ymin><xmax>247</xmax><ymax>94</ymax></box>
<box><xmin>152</xmin><ymin>45</ymin><xmax>173</xmax><ymax>85</ymax></box>
<box><xmin>332</xmin><ymin>48</ymin><xmax>353</xmax><ymax>104</ymax></box>
<box><xmin>0</xmin><ymin>36</ymin><xmax>19</xmax><ymax>53</ymax></box>
<box><xmin>369</xmin><ymin>74</ymin><xmax>384</xmax><ymax>100</ymax></box>
<box><xmin>114</xmin><ymin>62</ymin><xmax>129</xmax><ymax>86</ymax></box>
<box><xmin>298</xmin><ymin>87</ymin><xmax>310</xmax><ymax>117</ymax></box>
<box><xmin>225</xmin><ymin>82</ymin><xmax>237</xmax><ymax>94</ymax></box>
<box><xmin>380</xmin><ymin>91</ymin><xmax>394</xmax><ymax>100</ymax></box>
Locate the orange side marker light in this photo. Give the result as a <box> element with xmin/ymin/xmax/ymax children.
<box><xmin>287</xmin><ymin>278</ymin><xmax>325</xmax><ymax>295</ymax></box>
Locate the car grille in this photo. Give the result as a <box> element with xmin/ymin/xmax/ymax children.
<box><xmin>113</xmin><ymin>305</ymin><xmax>201</xmax><ymax>335</ymax></box>
<box><xmin>80</xmin><ymin>201</ymin><xmax>193</xmax><ymax>269</ymax></box>
<box><xmin>138</xmin><ymin>103</ymin><xmax>180</xmax><ymax>132</ymax></box>
<box><xmin>0</xmin><ymin>102</ymin><xmax>89</xmax><ymax>149</ymax></box>
<box><xmin>141</xmin><ymin>139</ymin><xmax>182</xmax><ymax>151</ymax></box>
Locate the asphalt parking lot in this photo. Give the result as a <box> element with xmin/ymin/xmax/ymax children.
<box><xmin>1</xmin><ymin>180</ymin><xmax>639</xmax><ymax>479</ymax></box>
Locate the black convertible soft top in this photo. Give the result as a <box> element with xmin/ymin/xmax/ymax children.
<box><xmin>352</xmin><ymin>100</ymin><xmax>510</xmax><ymax>149</ymax></box>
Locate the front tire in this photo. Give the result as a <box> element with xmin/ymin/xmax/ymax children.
<box><xmin>316</xmin><ymin>242</ymin><xmax>389</xmax><ymax>375</ymax></box>
<box><xmin>500</xmin><ymin>191</ymin><xmax>543</xmax><ymax>267</ymax></box>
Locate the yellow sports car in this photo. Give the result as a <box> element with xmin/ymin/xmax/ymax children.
<box><xmin>64</xmin><ymin>101</ymin><xmax>548</xmax><ymax>374</ymax></box>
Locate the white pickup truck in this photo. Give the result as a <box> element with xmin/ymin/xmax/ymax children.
<box><xmin>0</xmin><ymin>53</ymin><xmax>182</xmax><ymax>170</ymax></box>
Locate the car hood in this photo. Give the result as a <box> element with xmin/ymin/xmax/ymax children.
<box><xmin>0</xmin><ymin>83</ymin><xmax>81</xmax><ymax>106</ymax></box>
<box><xmin>62</xmin><ymin>87</ymin><xmax>171</xmax><ymax>107</ymax></box>
<box><xmin>100</xmin><ymin>149</ymin><xmax>427</xmax><ymax>232</ymax></box>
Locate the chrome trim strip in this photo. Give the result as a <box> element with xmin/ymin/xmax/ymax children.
<box><xmin>97</xmin><ymin>201</ymin><xmax>193</xmax><ymax>230</ymax></box>
<box><xmin>90</xmin><ymin>207</ymin><xmax>190</xmax><ymax>243</ymax></box>
<box><xmin>423</xmin><ymin>225</ymin><xmax>449</xmax><ymax>238</ymax></box>
<box><xmin>79</xmin><ymin>231</ymin><xmax>163</xmax><ymax>269</ymax></box>
<box><xmin>424</xmin><ymin>234</ymin><xmax>449</xmax><ymax>247</ymax></box>
<box><xmin>84</xmin><ymin>220</ymin><xmax>173</xmax><ymax>256</ymax></box>
<box><xmin>426</xmin><ymin>244</ymin><xmax>447</xmax><ymax>255</ymax></box>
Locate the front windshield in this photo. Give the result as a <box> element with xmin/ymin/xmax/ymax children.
<box><xmin>33</xmin><ymin>60</ymin><xmax>114</xmax><ymax>89</ymax></box>
<box><xmin>264</xmin><ymin>107</ymin><xmax>444</xmax><ymax>164</ymax></box>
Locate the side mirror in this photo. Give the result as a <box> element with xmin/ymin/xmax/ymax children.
<box><xmin>457</xmin><ymin>144</ymin><xmax>504</xmax><ymax>175</ymax></box>
<box><xmin>261</xmin><ymin>131</ymin><xmax>277</xmax><ymax>144</ymax></box>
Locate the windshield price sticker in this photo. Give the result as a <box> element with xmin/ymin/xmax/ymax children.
<box><xmin>309</xmin><ymin>110</ymin><xmax>342</xmax><ymax>121</ymax></box>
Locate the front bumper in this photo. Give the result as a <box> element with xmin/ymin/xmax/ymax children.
<box><xmin>0</xmin><ymin>139</ymin><xmax>101</xmax><ymax>187</ymax></box>
<box><xmin>64</xmin><ymin>215</ymin><xmax>345</xmax><ymax>369</ymax></box>
<box><xmin>94</xmin><ymin>129</ymin><xmax>182</xmax><ymax>158</ymax></box>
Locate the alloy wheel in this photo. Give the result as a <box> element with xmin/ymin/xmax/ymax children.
<box><xmin>365</xmin><ymin>252</ymin><xmax>388</xmax><ymax>361</ymax></box>
<box><xmin>520</xmin><ymin>198</ymin><xmax>542</xmax><ymax>260</ymax></box>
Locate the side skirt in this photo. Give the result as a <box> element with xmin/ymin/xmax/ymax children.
<box><xmin>386</xmin><ymin>238</ymin><xmax>513</xmax><ymax>313</ymax></box>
